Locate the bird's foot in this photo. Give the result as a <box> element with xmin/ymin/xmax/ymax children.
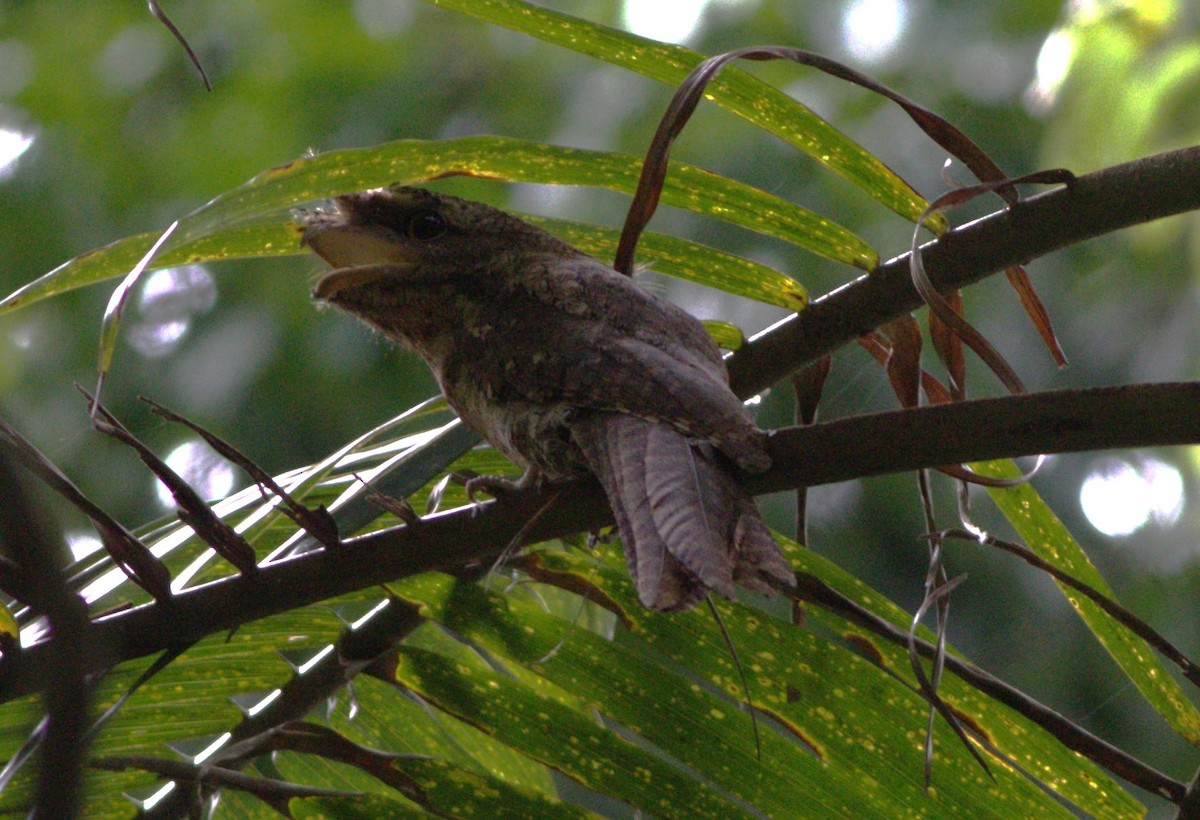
<box><xmin>464</xmin><ymin>474</ymin><xmax>519</xmax><ymax>503</ymax></box>
<box><xmin>463</xmin><ymin>469</ymin><xmax>541</xmax><ymax>514</ymax></box>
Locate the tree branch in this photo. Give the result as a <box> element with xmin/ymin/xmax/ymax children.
<box><xmin>4</xmin><ymin>151</ymin><xmax>1200</xmax><ymax>782</ymax></box>
<box><xmin>756</xmin><ymin>382</ymin><xmax>1200</xmax><ymax>491</ymax></box>
<box><xmin>730</xmin><ymin>144</ymin><xmax>1200</xmax><ymax>396</ymax></box>
<box><xmin>2</xmin><ymin>382</ymin><xmax>1198</xmax><ymax>702</ymax></box>
<box><xmin>0</xmin><ymin>454</ymin><xmax>93</xmax><ymax>817</ymax></box>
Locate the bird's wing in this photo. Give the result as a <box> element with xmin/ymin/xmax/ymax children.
<box><xmin>514</xmin><ymin>255</ymin><xmax>727</xmax><ymax>375</ymax></box>
<box><xmin>453</xmin><ymin>257</ymin><xmax>770</xmax><ymax>472</ymax></box>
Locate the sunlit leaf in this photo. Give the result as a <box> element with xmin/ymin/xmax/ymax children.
<box><xmin>422</xmin><ymin>0</ymin><xmax>941</xmax><ymax>229</ymax></box>
<box><xmin>775</xmin><ymin>537</ymin><xmax>1145</xmax><ymax>818</ymax></box>
<box><xmin>387</xmin><ymin>552</ymin><xmax>1119</xmax><ymax>817</ymax></box>
<box><xmin>529</xmin><ymin>215</ymin><xmax>806</xmax><ymax>310</ymax></box>
<box><xmin>388</xmin><ymin>643</ymin><xmax>749</xmax><ymax>817</ymax></box>
<box><xmin>975</xmin><ymin>459</ymin><xmax>1200</xmax><ymax>745</ymax></box>
<box><xmin>1</xmin><ymin>137</ymin><xmax>857</xmax><ymax>315</ymax></box>
<box><xmin>701</xmin><ymin>320</ymin><xmax>746</xmax><ymax>351</ymax></box>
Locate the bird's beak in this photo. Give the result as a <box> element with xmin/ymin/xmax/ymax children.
<box><xmin>311</xmin><ymin>264</ymin><xmax>413</xmax><ymax>300</ymax></box>
<box><xmin>303</xmin><ymin>220</ymin><xmax>414</xmax><ymax>268</ymax></box>
<box><xmin>303</xmin><ymin>220</ymin><xmax>417</xmax><ymax>301</ymax></box>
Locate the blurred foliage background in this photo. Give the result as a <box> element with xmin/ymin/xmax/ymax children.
<box><xmin>1</xmin><ymin>0</ymin><xmax>1199</xmax><ymax>808</ymax></box>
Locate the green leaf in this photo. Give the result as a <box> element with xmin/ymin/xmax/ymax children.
<box><xmin>0</xmin><ymin>602</ymin><xmax>18</xmax><ymax>645</ymax></box>
<box><xmin>387</xmin><ymin>560</ymin><xmax>1113</xmax><ymax>817</ymax></box>
<box><xmin>1</xmin><ymin>137</ymin><xmax>858</xmax><ymax>316</ymax></box>
<box><xmin>388</xmin><ymin>644</ymin><xmax>750</xmax><ymax>818</ymax></box>
<box><xmin>0</xmin><ymin>222</ymin><xmax>304</xmax><ymax>315</ymax></box>
<box><xmin>201</xmin><ymin>138</ymin><xmax>873</xmax><ymax>266</ymax></box>
<box><xmin>0</xmin><ymin>609</ymin><xmax>345</xmax><ymax>816</ymax></box>
<box><xmin>281</xmin><ymin>753</ymin><xmax>589</xmax><ymax>818</ymax></box>
<box><xmin>422</xmin><ymin>0</ymin><xmax>942</xmax><ymax>229</ymax></box>
<box><xmin>328</xmin><ymin>670</ymin><xmax>556</xmax><ymax>795</ymax></box>
<box><xmin>528</xmin><ymin>215</ymin><xmax>806</xmax><ymax>310</ymax></box>
<box><xmin>701</xmin><ymin>320</ymin><xmax>746</xmax><ymax>351</ymax></box>
<box><xmin>291</xmin><ymin>793</ymin><xmax>425</xmax><ymax>819</ymax></box>
<box><xmin>776</xmin><ymin>536</ymin><xmax>1145</xmax><ymax>818</ymax></box>
<box><xmin>975</xmin><ymin>459</ymin><xmax>1200</xmax><ymax>745</ymax></box>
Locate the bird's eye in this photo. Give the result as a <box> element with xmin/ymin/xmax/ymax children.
<box><xmin>408</xmin><ymin>210</ymin><xmax>447</xmax><ymax>241</ymax></box>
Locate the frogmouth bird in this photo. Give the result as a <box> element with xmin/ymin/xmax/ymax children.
<box><xmin>302</xmin><ymin>186</ymin><xmax>794</xmax><ymax>610</ymax></box>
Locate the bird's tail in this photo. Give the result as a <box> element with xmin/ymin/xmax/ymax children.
<box><xmin>571</xmin><ymin>413</ymin><xmax>795</xmax><ymax>611</ymax></box>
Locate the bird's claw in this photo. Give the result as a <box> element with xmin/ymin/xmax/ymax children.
<box><xmin>460</xmin><ymin>473</ymin><xmax>527</xmax><ymax>517</ymax></box>
<box><xmin>464</xmin><ymin>474</ymin><xmax>517</xmax><ymax>502</ymax></box>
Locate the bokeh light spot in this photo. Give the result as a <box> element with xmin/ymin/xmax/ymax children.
<box><xmin>97</xmin><ymin>24</ymin><xmax>169</xmax><ymax>94</ymax></box>
<box><xmin>621</xmin><ymin>0</ymin><xmax>710</xmax><ymax>44</ymax></box>
<box><xmin>842</xmin><ymin>0</ymin><xmax>907</xmax><ymax>64</ymax></box>
<box><xmin>155</xmin><ymin>439</ymin><xmax>236</xmax><ymax>508</ymax></box>
<box><xmin>353</xmin><ymin>0</ymin><xmax>414</xmax><ymax>38</ymax></box>
<box><xmin>0</xmin><ymin>40</ymin><xmax>34</xmax><ymax>98</ymax></box>
<box><xmin>1079</xmin><ymin>457</ymin><xmax>1184</xmax><ymax>537</ymax></box>
<box><xmin>0</xmin><ymin>127</ymin><xmax>33</xmax><ymax>177</ymax></box>
<box><xmin>1026</xmin><ymin>29</ymin><xmax>1076</xmax><ymax>113</ymax></box>
<box><xmin>129</xmin><ymin>265</ymin><xmax>216</xmax><ymax>358</ymax></box>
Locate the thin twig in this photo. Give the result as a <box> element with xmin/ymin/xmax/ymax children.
<box><xmin>82</xmin><ymin>388</ymin><xmax>258</xmax><ymax>575</ymax></box>
<box><xmin>146</xmin><ymin>1</ymin><xmax>212</xmax><ymax>90</ymax></box>
<box><xmin>704</xmin><ymin>594</ymin><xmax>761</xmax><ymax>760</ymax></box>
<box><xmin>144</xmin><ymin>397</ymin><xmax>340</xmax><ymax>549</ymax></box>
<box><xmin>938</xmin><ymin>527</ymin><xmax>1200</xmax><ymax>687</ymax></box>
<box><xmin>792</xmin><ymin>571</ymin><xmax>1186</xmax><ymax>802</ymax></box>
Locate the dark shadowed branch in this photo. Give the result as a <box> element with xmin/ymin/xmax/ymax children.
<box><xmin>0</xmin><ymin>454</ymin><xmax>94</xmax><ymax>817</ymax></box>
<box><xmin>5</xmin><ymin>139</ymin><xmax>1200</xmax><ymax>696</ymax></box>
<box><xmin>2</xmin><ymin>382</ymin><xmax>1199</xmax><ymax>703</ymax></box>
<box><xmin>730</xmin><ymin>144</ymin><xmax>1200</xmax><ymax>397</ymax></box>
<box><xmin>3</xmin><ymin>147</ymin><xmax>1200</xmax><ymax>807</ymax></box>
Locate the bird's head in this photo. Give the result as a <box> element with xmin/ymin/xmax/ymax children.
<box><xmin>302</xmin><ymin>185</ymin><xmax>580</xmax><ymax>304</ymax></box>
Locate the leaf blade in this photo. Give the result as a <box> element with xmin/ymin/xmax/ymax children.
<box><xmin>976</xmin><ymin>459</ymin><xmax>1200</xmax><ymax>745</ymax></box>
<box><xmin>1</xmin><ymin>137</ymin><xmax>866</xmax><ymax>316</ymax></box>
<box><xmin>422</xmin><ymin>0</ymin><xmax>938</xmax><ymax>226</ymax></box>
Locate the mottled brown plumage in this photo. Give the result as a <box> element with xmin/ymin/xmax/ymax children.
<box><xmin>302</xmin><ymin>186</ymin><xmax>793</xmax><ymax>610</ymax></box>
